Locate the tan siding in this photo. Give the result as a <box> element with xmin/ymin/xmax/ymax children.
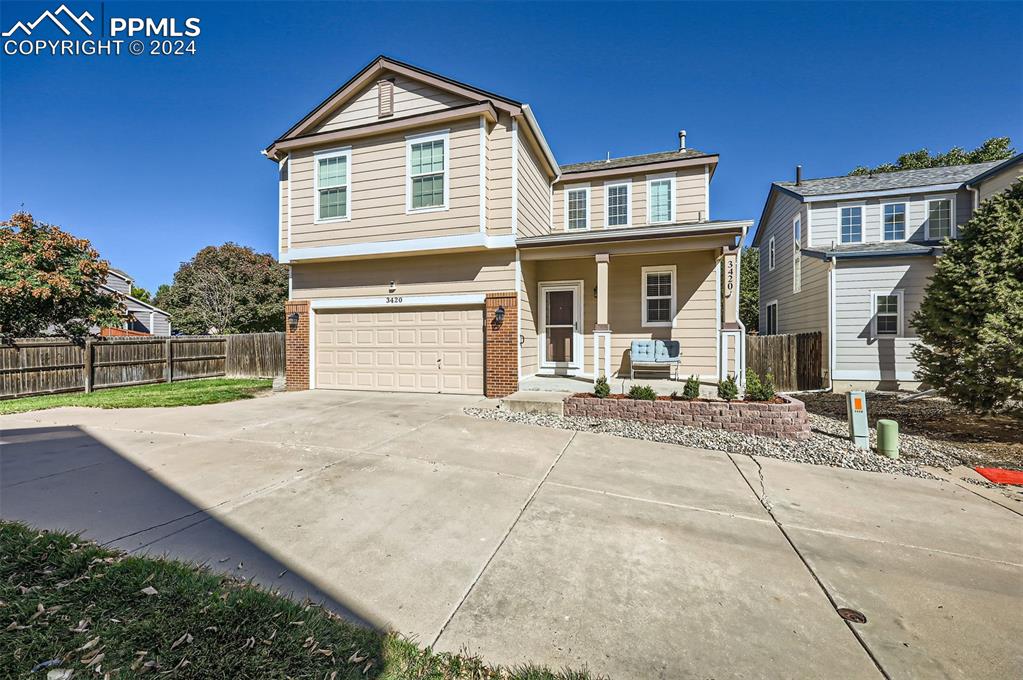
<box><xmin>290</xmin><ymin>118</ymin><xmax>481</xmax><ymax>249</ymax></box>
<box><xmin>291</xmin><ymin>251</ymin><xmax>515</xmax><ymax>300</ymax></box>
<box><xmin>516</xmin><ymin>127</ymin><xmax>553</xmax><ymax>237</ymax></box>
<box><xmin>551</xmin><ymin>164</ymin><xmax>710</xmax><ymax>232</ymax></box>
<box><xmin>519</xmin><ymin>259</ymin><xmax>538</xmax><ymax>376</ymax></box>
<box><xmin>833</xmin><ymin>257</ymin><xmax>934</xmax><ymax>380</ymax></box>
<box><xmin>315</xmin><ymin>74</ymin><xmax>471</xmax><ymax>133</ymax></box>
<box><xmin>524</xmin><ymin>251</ymin><xmax>719</xmax><ymax>379</ymax></box>
<box><xmin>279</xmin><ymin>162</ymin><xmax>289</xmax><ymax>254</ymax></box>
<box><xmin>978</xmin><ymin>163</ymin><xmax>1023</xmax><ymax>202</ymax></box>
<box><xmin>487</xmin><ymin>113</ymin><xmax>514</xmax><ymax>235</ymax></box>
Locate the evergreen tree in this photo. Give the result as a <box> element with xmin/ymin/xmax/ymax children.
<box><xmin>911</xmin><ymin>181</ymin><xmax>1023</xmax><ymax>411</ymax></box>
<box><xmin>849</xmin><ymin>137</ymin><xmax>1013</xmax><ymax>176</ymax></box>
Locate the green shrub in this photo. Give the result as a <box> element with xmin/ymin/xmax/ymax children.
<box><xmin>593</xmin><ymin>376</ymin><xmax>611</xmax><ymax>398</ymax></box>
<box><xmin>682</xmin><ymin>375</ymin><xmax>701</xmax><ymax>400</ymax></box>
<box><xmin>745</xmin><ymin>370</ymin><xmax>776</xmax><ymax>401</ymax></box>
<box><xmin>718</xmin><ymin>375</ymin><xmax>739</xmax><ymax>401</ymax></box>
<box><xmin>627</xmin><ymin>384</ymin><xmax>658</xmax><ymax>401</ymax></box>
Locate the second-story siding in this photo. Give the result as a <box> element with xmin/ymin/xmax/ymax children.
<box><xmin>288</xmin><ymin>117</ymin><xmax>481</xmax><ymax>250</ymax></box>
<box><xmin>487</xmin><ymin>112</ymin><xmax>514</xmax><ymax>235</ymax></box>
<box><xmin>314</xmin><ymin>75</ymin><xmax>471</xmax><ymax>133</ymax></box>
<box><xmin>517</xmin><ymin>125</ymin><xmax>552</xmax><ymax>238</ymax></box>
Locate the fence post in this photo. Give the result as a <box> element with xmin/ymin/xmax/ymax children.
<box><xmin>83</xmin><ymin>338</ymin><xmax>94</xmax><ymax>393</ymax></box>
<box><xmin>165</xmin><ymin>337</ymin><xmax>173</xmax><ymax>383</ymax></box>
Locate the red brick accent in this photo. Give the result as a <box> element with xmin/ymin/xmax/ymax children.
<box><xmin>285</xmin><ymin>300</ymin><xmax>310</xmax><ymax>391</ymax></box>
<box><xmin>563</xmin><ymin>394</ymin><xmax>812</xmax><ymax>440</ymax></box>
<box><xmin>484</xmin><ymin>292</ymin><xmax>518</xmax><ymax>398</ymax></box>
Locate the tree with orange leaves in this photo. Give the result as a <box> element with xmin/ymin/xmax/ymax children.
<box><xmin>0</xmin><ymin>212</ymin><xmax>122</xmax><ymax>339</ymax></box>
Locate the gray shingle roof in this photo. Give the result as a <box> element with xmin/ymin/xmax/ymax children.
<box><xmin>776</xmin><ymin>160</ymin><xmax>1005</xmax><ymax>197</ymax></box>
<box><xmin>804</xmin><ymin>241</ymin><xmax>938</xmax><ymax>260</ymax></box>
<box><xmin>560</xmin><ymin>149</ymin><xmax>715</xmax><ymax>174</ymax></box>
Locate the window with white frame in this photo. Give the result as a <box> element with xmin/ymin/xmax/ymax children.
<box><xmin>792</xmin><ymin>216</ymin><xmax>802</xmax><ymax>293</ymax></box>
<box><xmin>872</xmin><ymin>291</ymin><xmax>903</xmax><ymax>336</ymax></box>
<box><xmin>605</xmin><ymin>182</ymin><xmax>630</xmax><ymax>227</ymax></box>
<box><xmin>315</xmin><ymin>148</ymin><xmax>350</xmax><ymax>222</ymax></box>
<box><xmin>406</xmin><ymin>131</ymin><xmax>448</xmax><ymax>211</ymax></box>
<box><xmin>768</xmin><ymin>237</ymin><xmax>776</xmax><ymax>270</ymax></box>
<box><xmin>642</xmin><ymin>266</ymin><xmax>675</xmax><ymax>327</ymax></box>
<box><xmin>647</xmin><ymin>176</ymin><xmax>674</xmax><ymax>224</ymax></box>
<box><xmin>566</xmin><ymin>187</ymin><xmax>589</xmax><ymax>230</ymax></box>
<box><xmin>883</xmin><ymin>203</ymin><xmax>907</xmax><ymax>241</ymax></box>
<box><xmin>927</xmin><ymin>198</ymin><xmax>953</xmax><ymax>240</ymax></box>
<box><xmin>765</xmin><ymin>300</ymin><xmax>778</xmax><ymax>335</ymax></box>
<box><xmin>840</xmin><ymin>206</ymin><xmax>863</xmax><ymax>243</ymax></box>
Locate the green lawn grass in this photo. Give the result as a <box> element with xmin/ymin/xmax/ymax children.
<box><xmin>0</xmin><ymin>378</ymin><xmax>273</xmax><ymax>415</ymax></box>
<box><xmin>0</xmin><ymin>521</ymin><xmax>594</xmax><ymax>679</ymax></box>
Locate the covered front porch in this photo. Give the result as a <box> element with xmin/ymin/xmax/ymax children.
<box><xmin>516</xmin><ymin>221</ymin><xmax>750</xmax><ymax>386</ymax></box>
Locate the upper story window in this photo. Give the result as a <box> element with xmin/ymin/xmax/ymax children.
<box><xmin>642</xmin><ymin>265</ymin><xmax>676</xmax><ymax>327</ymax></box>
<box><xmin>768</xmin><ymin>237</ymin><xmax>776</xmax><ymax>270</ymax></box>
<box><xmin>926</xmin><ymin>198</ymin><xmax>953</xmax><ymax>240</ymax></box>
<box><xmin>566</xmin><ymin>186</ymin><xmax>590</xmax><ymax>230</ymax></box>
<box><xmin>840</xmin><ymin>206</ymin><xmax>863</xmax><ymax>243</ymax></box>
<box><xmin>605</xmin><ymin>181</ymin><xmax>630</xmax><ymax>227</ymax></box>
<box><xmin>406</xmin><ymin>130</ymin><xmax>449</xmax><ymax>213</ymax></box>
<box><xmin>872</xmin><ymin>291</ymin><xmax>903</xmax><ymax>336</ymax></box>
<box><xmin>882</xmin><ymin>203</ymin><xmax>907</xmax><ymax>241</ymax></box>
<box><xmin>647</xmin><ymin>175</ymin><xmax>675</xmax><ymax>224</ymax></box>
<box><xmin>314</xmin><ymin>147</ymin><xmax>351</xmax><ymax>223</ymax></box>
<box><xmin>792</xmin><ymin>215</ymin><xmax>802</xmax><ymax>293</ymax></box>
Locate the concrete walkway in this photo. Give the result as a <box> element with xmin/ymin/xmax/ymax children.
<box><xmin>1</xmin><ymin>390</ymin><xmax>1020</xmax><ymax>679</ymax></box>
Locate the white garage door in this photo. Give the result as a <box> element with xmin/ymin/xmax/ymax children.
<box><xmin>314</xmin><ymin>307</ymin><xmax>484</xmax><ymax>394</ymax></box>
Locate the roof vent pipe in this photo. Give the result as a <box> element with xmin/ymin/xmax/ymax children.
<box><xmin>678</xmin><ymin>130</ymin><xmax>687</xmax><ymax>151</ymax></box>
<box><xmin>796</xmin><ymin>165</ymin><xmax>802</xmax><ymax>186</ymax></box>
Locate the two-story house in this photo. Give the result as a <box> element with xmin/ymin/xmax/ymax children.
<box><xmin>264</xmin><ymin>56</ymin><xmax>752</xmax><ymax>397</ymax></box>
<box><xmin>754</xmin><ymin>154</ymin><xmax>1023</xmax><ymax>392</ymax></box>
<box><xmin>101</xmin><ymin>268</ymin><xmax>172</xmax><ymax>335</ymax></box>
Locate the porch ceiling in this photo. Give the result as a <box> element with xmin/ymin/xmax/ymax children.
<box><xmin>517</xmin><ymin>220</ymin><xmax>750</xmax><ymax>260</ymax></box>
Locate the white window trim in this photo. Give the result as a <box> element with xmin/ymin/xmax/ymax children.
<box><xmin>604</xmin><ymin>179</ymin><xmax>631</xmax><ymax>228</ymax></box>
<box><xmin>880</xmin><ymin>201</ymin><xmax>909</xmax><ymax>242</ymax></box>
<box><xmin>792</xmin><ymin>215</ymin><xmax>802</xmax><ymax>294</ymax></box>
<box><xmin>646</xmin><ymin>173</ymin><xmax>677</xmax><ymax>225</ymax></box>
<box><xmin>768</xmin><ymin>236</ymin><xmax>776</xmax><ymax>271</ymax></box>
<box><xmin>765</xmin><ymin>299</ymin><xmax>779</xmax><ymax>336</ymax></box>
<box><xmin>313</xmin><ymin>146</ymin><xmax>352</xmax><ymax>224</ymax></box>
<box><xmin>563</xmin><ymin>183</ymin><xmax>591</xmax><ymax>231</ymax></box>
<box><xmin>925</xmin><ymin>195</ymin><xmax>957</xmax><ymax>241</ymax></box>
<box><xmin>405</xmin><ymin>129</ymin><xmax>450</xmax><ymax>214</ymax></box>
<box><xmin>871</xmin><ymin>290</ymin><xmax>905</xmax><ymax>337</ymax></box>
<box><xmin>838</xmin><ymin>202</ymin><xmax>865</xmax><ymax>245</ymax></box>
<box><xmin>641</xmin><ymin>265</ymin><xmax>677</xmax><ymax>328</ymax></box>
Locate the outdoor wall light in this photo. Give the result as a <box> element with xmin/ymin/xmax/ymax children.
<box><xmin>593</xmin><ymin>286</ymin><xmax>598</xmax><ymax>299</ymax></box>
<box><xmin>287</xmin><ymin>312</ymin><xmax>300</xmax><ymax>331</ymax></box>
<box><xmin>494</xmin><ymin>306</ymin><xmax>506</xmax><ymax>324</ymax></box>
<box><xmin>389</xmin><ymin>280</ymin><xmax>396</xmax><ymax>292</ymax></box>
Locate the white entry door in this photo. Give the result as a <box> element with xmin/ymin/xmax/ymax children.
<box><xmin>539</xmin><ymin>281</ymin><xmax>583</xmax><ymax>371</ymax></box>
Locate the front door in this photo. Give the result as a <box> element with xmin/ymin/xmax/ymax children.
<box><xmin>540</xmin><ymin>282</ymin><xmax>583</xmax><ymax>370</ymax></box>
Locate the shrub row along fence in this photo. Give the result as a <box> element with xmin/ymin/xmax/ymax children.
<box><xmin>0</xmin><ymin>332</ymin><xmax>285</xmax><ymax>400</ymax></box>
<box><xmin>745</xmin><ymin>331</ymin><xmax>823</xmax><ymax>392</ymax></box>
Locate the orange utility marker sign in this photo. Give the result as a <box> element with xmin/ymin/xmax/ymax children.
<box><xmin>847</xmin><ymin>390</ymin><xmax>869</xmax><ymax>449</ymax></box>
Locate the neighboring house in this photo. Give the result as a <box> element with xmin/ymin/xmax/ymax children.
<box><xmin>264</xmin><ymin>56</ymin><xmax>752</xmax><ymax>397</ymax></box>
<box><xmin>102</xmin><ymin>268</ymin><xmax>172</xmax><ymax>335</ymax></box>
<box><xmin>753</xmin><ymin>153</ymin><xmax>1023</xmax><ymax>392</ymax></box>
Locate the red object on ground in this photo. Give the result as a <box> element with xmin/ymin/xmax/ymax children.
<box><xmin>974</xmin><ymin>467</ymin><xmax>1023</xmax><ymax>485</ymax></box>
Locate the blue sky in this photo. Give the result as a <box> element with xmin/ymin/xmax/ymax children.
<box><xmin>2</xmin><ymin>1</ymin><xmax>1021</xmax><ymax>292</ymax></box>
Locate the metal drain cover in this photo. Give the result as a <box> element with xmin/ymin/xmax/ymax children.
<box><xmin>837</xmin><ymin>608</ymin><xmax>867</xmax><ymax>624</ymax></box>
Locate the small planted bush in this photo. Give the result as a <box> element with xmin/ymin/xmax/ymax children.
<box><xmin>745</xmin><ymin>370</ymin><xmax>776</xmax><ymax>401</ymax></box>
<box><xmin>682</xmin><ymin>375</ymin><xmax>701</xmax><ymax>400</ymax></box>
<box><xmin>627</xmin><ymin>384</ymin><xmax>658</xmax><ymax>401</ymax></box>
<box><xmin>718</xmin><ymin>375</ymin><xmax>739</xmax><ymax>401</ymax></box>
<box><xmin>593</xmin><ymin>376</ymin><xmax>611</xmax><ymax>398</ymax></box>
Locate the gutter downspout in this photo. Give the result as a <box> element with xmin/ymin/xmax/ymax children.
<box><xmin>966</xmin><ymin>184</ymin><xmax>979</xmax><ymax>212</ymax></box>
<box><xmin>827</xmin><ymin>255</ymin><xmax>837</xmax><ymax>392</ymax></box>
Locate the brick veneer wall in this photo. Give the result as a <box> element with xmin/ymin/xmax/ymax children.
<box><xmin>564</xmin><ymin>394</ymin><xmax>811</xmax><ymax>440</ymax></box>
<box><xmin>284</xmin><ymin>300</ymin><xmax>310</xmax><ymax>391</ymax></box>
<box><xmin>484</xmin><ymin>292</ymin><xmax>518</xmax><ymax>398</ymax></box>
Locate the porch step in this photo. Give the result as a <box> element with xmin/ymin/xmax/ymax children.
<box><xmin>499</xmin><ymin>390</ymin><xmax>572</xmax><ymax>416</ymax></box>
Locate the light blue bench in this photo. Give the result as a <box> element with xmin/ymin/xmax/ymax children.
<box><xmin>629</xmin><ymin>340</ymin><xmax>682</xmax><ymax>380</ymax></box>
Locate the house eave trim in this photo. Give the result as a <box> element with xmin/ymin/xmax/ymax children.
<box><xmin>310</xmin><ymin>293</ymin><xmax>486</xmax><ymax>310</ymax></box>
<box><xmin>517</xmin><ymin>220</ymin><xmax>751</xmax><ymax>248</ymax></box>
<box><xmin>800</xmin><ymin>183</ymin><xmax>964</xmax><ymax>203</ymax></box>
<box><xmin>556</xmin><ymin>154</ymin><xmax>718</xmax><ymax>182</ymax></box>
<box><xmin>282</xmin><ymin>232</ymin><xmax>517</xmax><ymax>263</ymax></box>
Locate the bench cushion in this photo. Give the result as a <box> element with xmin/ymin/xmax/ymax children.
<box><xmin>630</xmin><ymin>340</ymin><xmax>656</xmax><ymax>363</ymax></box>
<box><xmin>655</xmin><ymin>340</ymin><xmax>681</xmax><ymax>362</ymax></box>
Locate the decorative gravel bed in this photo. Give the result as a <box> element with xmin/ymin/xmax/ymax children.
<box><xmin>464</xmin><ymin>406</ymin><xmax>974</xmax><ymax>479</ymax></box>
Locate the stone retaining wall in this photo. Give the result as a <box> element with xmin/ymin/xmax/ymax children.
<box><xmin>563</xmin><ymin>394</ymin><xmax>811</xmax><ymax>440</ymax></box>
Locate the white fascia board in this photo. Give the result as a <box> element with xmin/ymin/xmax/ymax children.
<box><xmin>281</xmin><ymin>233</ymin><xmax>516</xmax><ymax>263</ymax></box>
<box><xmin>521</xmin><ymin>104</ymin><xmax>560</xmax><ymax>179</ymax></box>
<box><xmin>310</xmin><ymin>293</ymin><xmax>486</xmax><ymax>310</ymax></box>
<box><xmin>803</xmin><ymin>183</ymin><xmax>963</xmax><ymax>203</ymax></box>
<box><xmin>99</xmin><ymin>284</ymin><xmax>172</xmax><ymax>316</ymax></box>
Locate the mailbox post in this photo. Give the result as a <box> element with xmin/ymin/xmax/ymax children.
<box><xmin>847</xmin><ymin>390</ymin><xmax>869</xmax><ymax>449</ymax></box>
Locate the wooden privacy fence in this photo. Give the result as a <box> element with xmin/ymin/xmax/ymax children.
<box><xmin>746</xmin><ymin>331</ymin><xmax>823</xmax><ymax>392</ymax></box>
<box><xmin>0</xmin><ymin>332</ymin><xmax>285</xmax><ymax>400</ymax></box>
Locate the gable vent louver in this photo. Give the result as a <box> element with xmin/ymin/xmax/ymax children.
<box><xmin>378</xmin><ymin>79</ymin><xmax>394</xmax><ymax>118</ymax></box>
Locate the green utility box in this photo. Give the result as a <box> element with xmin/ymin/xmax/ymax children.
<box><xmin>877</xmin><ymin>419</ymin><xmax>899</xmax><ymax>458</ymax></box>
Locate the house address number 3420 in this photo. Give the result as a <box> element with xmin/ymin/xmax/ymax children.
<box><xmin>385</xmin><ymin>296</ymin><xmax>403</xmax><ymax>304</ymax></box>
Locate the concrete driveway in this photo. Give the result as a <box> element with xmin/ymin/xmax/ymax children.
<box><xmin>1</xmin><ymin>390</ymin><xmax>1020</xmax><ymax>679</ymax></box>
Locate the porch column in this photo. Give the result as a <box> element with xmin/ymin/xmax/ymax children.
<box><xmin>719</xmin><ymin>247</ymin><xmax>745</xmax><ymax>385</ymax></box>
<box><xmin>594</xmin><ymin>253</ymin><xmax>611</xmax><ymax>382</ymax></box>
